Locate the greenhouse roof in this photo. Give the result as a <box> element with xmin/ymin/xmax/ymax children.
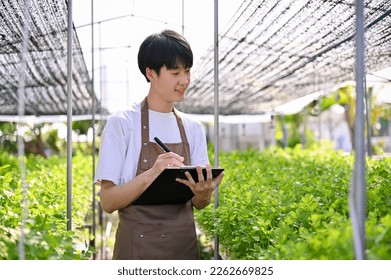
<box><xmin>176</xmin><ymin>0</ymin><xmax>391</xmax><ymax>115</ymax></box>
<box><xmin>0</xmin><ymin>0</ymin><xmax>103</xmax><ymax>116</ymax></box>
<box><xmin>0</xmin><ymin>0</ymin><xmax>390</xmax><ymax>117</ymax></box>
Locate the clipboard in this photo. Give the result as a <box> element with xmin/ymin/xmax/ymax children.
<box><xmin>132</xmin><ymin>166</ymin><xmax>224</xmax><ymax>205</ymax></box>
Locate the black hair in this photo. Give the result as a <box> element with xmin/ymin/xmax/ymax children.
<box><xmin>138</xmin><ymin>29</ymin><xmax>193</xmax><ymax>82</ymax></box>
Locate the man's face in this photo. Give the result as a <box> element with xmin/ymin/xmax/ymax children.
<box><xmin>150</xmin><ymin>65</ymin><xmax>191</xmax><ymax>103</ymax></box>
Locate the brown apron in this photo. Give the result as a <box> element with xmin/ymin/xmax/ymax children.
<box><xmin>112</xmin><ymin>98</ymin><xmax>200</xmax><ymax>260</ymax></box>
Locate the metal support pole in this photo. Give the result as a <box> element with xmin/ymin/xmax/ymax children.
<box><xmin>17</xmin><ymin>0</ymin><xmax>31</xmax><ymax>260</ymax></box>
<box><xmin>350</xmin><ymin>0</ymin><xmax>366</xmax><ymax>260</ymax></box>
<box><xmin>66</xmin><ymin>0</ymin><xmax>73</xmax><ymax>231</ymax></box>
<box><xmin>91</xmin><ymin>0</ymin><xmax>97</xmax><ymax>260</ymax></box>
<box><xmin>213</xmin><ymin>0</ymin><xmax>220</xmax><ymax>260</ymax></box>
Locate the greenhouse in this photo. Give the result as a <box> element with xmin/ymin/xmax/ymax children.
<box><xmin>1</xmin><ymin>0</ymin><xmax>391</xmax><ymax>264</ymax></box>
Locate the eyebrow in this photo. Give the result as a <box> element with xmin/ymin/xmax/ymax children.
<box><xmin>168</xmin><ymin>65</ymin><xmax>188</xmax><ymax>70</ymax></box>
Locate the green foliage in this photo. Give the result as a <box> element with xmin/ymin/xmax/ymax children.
<box><xmin>0</xmin><ymin>122</ymin><xmax>17</xmax><ymax>154</ymax></box>
<box><xmin>72</xmin><ymin>120</ymin><xmax>92</xmax><ymax>136</ymax></box>
<box><xmin>274</xmin><ymin>111</ymin><xmax>319</xmax><ymax>149</ymax></box>
<box><xmin>0</xmin><ymin>153</ymin><xmax>94</xmax><ymax>259</ymax></box>
<box><xmin>2</xmin><ymin>145</ymin><xmax>390</xmax><ymax>260</ymax></box>
<box><xmin>274</xmin><ymin>84</ymin><xmax>356</xmax><ymax>149</ymax></box>
<box><xmin>196</xmin><ymin>147</ymin><xmax>391</xmax><ymax>259</ymax></box>
<box><xmin>321</xmin><ymin>84</ymin><xmax>354</xmax><ymax>110</ymax></box>
<box><xmin>0</xmin><ymin>121</ymin><xmax>97</xmax><ymax>156</ymax></box>
<box><xmin>44</xmin><ymin>128</ymin><xmax>62</xmax><ymax>154</ymax></box>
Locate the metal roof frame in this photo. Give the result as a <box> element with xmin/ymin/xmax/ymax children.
<box><xmin>177</xmin><ymin>0</ymin><xmax>391</xmax><ymax>115</ymax></box>
<box><xmin>0</xmin><ymin>0</ymin><xmax>104</xmax><ymax>116</ymax></box>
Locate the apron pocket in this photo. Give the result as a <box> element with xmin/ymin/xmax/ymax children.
<box><xmin>136</xmin><ymin>225</ymin><xmax>199</xmax><ymax>260</ymax></box>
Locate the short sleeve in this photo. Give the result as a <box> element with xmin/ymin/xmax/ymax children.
<box><xmin>94</xmin><ymin>114</ymin><xmax>129</xmax><ymax>186</ymax></box>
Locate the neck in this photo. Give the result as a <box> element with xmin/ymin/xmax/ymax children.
<box><xmin>147</xmin><ymin>94</ymin><xmax>173</xmax><ymax>113</ymax></box>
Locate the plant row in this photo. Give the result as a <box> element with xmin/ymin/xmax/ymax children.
<box><xmin>196</xmin><ymin>146</ymin><xmax>391</xmax><ymax>259</ymax></box>
<box><xmin>0</xmin><ymin>153</ymin><xmax>94</xmax><ymax>259</ymax></box>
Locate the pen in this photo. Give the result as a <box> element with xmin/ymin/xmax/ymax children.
<box><xmin>154</xmin><ymin>137</ymin><xmax>171</xmax><ymax>152</ymax></box>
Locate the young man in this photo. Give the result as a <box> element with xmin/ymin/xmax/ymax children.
<box><xmin>95</xmin><ymin>29</ymin><xmax>224</xmax><ymax>260</ymax></box>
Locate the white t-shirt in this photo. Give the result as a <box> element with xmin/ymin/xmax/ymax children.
<box><xmin>94</xmin><ymin>102</ymin><xmax>209</xmax><ymax>186</ymax></box>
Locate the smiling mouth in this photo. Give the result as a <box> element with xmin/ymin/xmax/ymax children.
<box><xmin>176</xmin><ymin>89</ymin><xmax>186</xmax><ymax>93</ymax></box>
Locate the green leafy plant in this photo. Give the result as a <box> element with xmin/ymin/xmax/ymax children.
<box><xmin>197</xmin><ymin>147</ymin><xmax>391</xmax><ymax>259</ymax></box>
<box><xmin>0</xmin><ymin>153</ymin><xmax>94</xmax><ymax>259</ymax></box>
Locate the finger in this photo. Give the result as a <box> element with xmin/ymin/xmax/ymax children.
<box><xmin>166</xmin><ymin>152</ymin><xmax>184</xmax><ymax>162</ymax></box>
<box><xmin>196</xmin><ymin>165</ymin><xmax>204</xmax><ymax>182</ymax></box>
<box><xmin>212</xmin><ymin>171</ymin><xmax>224</xmax><ymax>187</ymax></box>
<box><xmin>166</xmin><ymin>160</ymin><xmax>182</xmax><ymax>168</ymax></box>
<box><xmin>176</xmin><ymin>178</ymin><xmax>192</xmax><ymax>187</ymax></box>
<box><xmin>158</xmin><ymin>152</ymin><xmax>184</xmax><ymax>161</ymax></box>
<box><xmin>176</xmin><ymin>179</ymin><xmax>196</xmax><ymax>195</ymax></box>
<box><xmin>172</xmin><ymin>158</ymin><xmax>185</xmax><ymax>167</ymax></box>
<box><xmin>205</xmin><ymin>164</ymin><xmax>212</xmax><ymax>182</ymax></box>
<box><xmin>184</xmin><ymin>171</ymin><xmax>196</xmax><ymax>184</ymax></box>
<box><xmin>159</xmin><ymin>153</ymin><xmax>184</xmax><ymax>168</ymax></box>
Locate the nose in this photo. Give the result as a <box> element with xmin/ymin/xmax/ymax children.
<box><xmin>179</xmin><ymin>72</ymin><xmax>190</xmax><ymax>85</ymax></box>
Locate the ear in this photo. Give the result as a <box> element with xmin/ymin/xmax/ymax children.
<box><xmin>146</xmin><ymin>68</ymin><xmax>155</xmax><ymax>81</ymax></box>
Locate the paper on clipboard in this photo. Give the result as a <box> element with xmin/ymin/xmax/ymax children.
<box><xmin>132</xmin><ymin>166</ymin><xmax>224</xmax><ymax>205</ymax></box>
